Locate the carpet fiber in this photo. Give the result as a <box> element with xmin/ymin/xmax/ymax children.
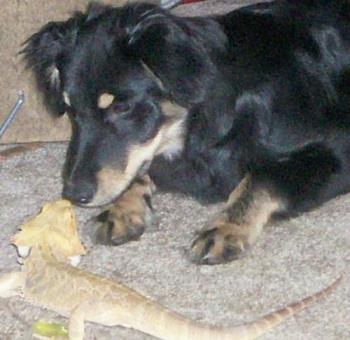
<box><xmin>0</xmin><ymin>142</ymin><xmax>349</xmax><ymax>339</ymax></box>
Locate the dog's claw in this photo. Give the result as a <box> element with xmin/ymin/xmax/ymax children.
<box><xmin>189</xmin><ymin>226</ymin><xmax>245</xmax><ymax>265</ymax></box>
<box><xmin>95</xmin><ymin>220</ymin><xmax>145</xmax><ymax>246</ymax></box>
<box><xmin>93</xmin><ymin>203</ymin><xmax>157</xmax><ymax>246</ymax></box>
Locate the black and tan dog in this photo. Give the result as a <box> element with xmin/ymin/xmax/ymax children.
<box><xmin>24</xmin><ymin>0</ymin><xmax>350</xmax><ymax>265</ymax></box>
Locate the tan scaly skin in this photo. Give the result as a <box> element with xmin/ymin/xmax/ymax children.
<box><xmin>0</xmin><ymin>200</ymin><xmax>341</xmax><ymax>340</ymax></box>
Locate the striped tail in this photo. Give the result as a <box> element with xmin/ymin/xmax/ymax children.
<box><xmin>227</xmin><ymin>275</ymin><xmax>342</xmax><ymax>340</ymax></box>
<box><xmin>122</xmin><ymin>275</ymin><xmax>342</xmax><ymax>340</ymax></box>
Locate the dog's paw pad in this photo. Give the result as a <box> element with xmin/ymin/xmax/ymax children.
<box><xmin>94</xmin><ymin>216</ymin><xmax>146</xmax><ymax>246</ymax></box>
<box><xmin>92</xmin><ymin>201</ymin><xmax>158</xmax><ymax>246</ymax></box>
<box><xmin>188</xmin><ymin>226</ymin><xmax>245</xmax><ymax>265</ymax></box>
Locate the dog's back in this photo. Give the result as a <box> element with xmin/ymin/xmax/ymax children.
<box><xmin>23</xmin><ymin>0</ymin><xmax>350</xmax><ymax>263</ymax></box>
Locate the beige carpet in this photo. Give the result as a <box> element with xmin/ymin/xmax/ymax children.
<box><xmin>0</xmin><ymin>141</ymin><xmax>349</xmax><ymax>340</ymax></box>
<box><xmin>0</xmin><ymin>1</ymin><xmax>349</xmax><ymax>339</ymax></box>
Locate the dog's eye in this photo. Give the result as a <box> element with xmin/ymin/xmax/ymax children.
<box><xmin>104</xmin><ymin>102</ymin><xmax>132</xmax><ymax>125</ymax></box>
<box><xmin>110</xmin><ymin>102</ymin><xmax>131</xmax><ymax>113</ymax></box>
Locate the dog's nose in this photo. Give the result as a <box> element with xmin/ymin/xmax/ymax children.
<box><xmin>62</xmin><ymin>182</ymin><xmax>94</xmax><ymax>205</ymax></box>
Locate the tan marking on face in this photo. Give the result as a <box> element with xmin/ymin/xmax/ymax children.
<box><xmin>160</xmin><ymin>101</ymin><xmax>187</xmax><ymax>118</ymax></box>
<box><xmin>48</xmin><ymin>65</ymin><xmax>60</xmax><ymax>88</ymax></box>
<box><xmin>157</xmin><ymin>101</ymin><xmax>188</xmax><ymax>159</ymax></box>
<box><xmin>88</xmin><ymin>101</ymin><xmax>187</xmax><ymax>206</ymax></box>
<box><xmin>92</xmin><ymin>167</ymin><xmax>127</xmax><ymax>206</ymax></box>
<box><xmin>98</xmin><ymin>93</ymin><xmax>115</xmax><ymax>109</ymax></box>
<box><xmin>89</xmin><ymin>133</ymin><xmax>163</xmax><ymax>206</ymax></box>
<box><xmin>63</xmin><ymin>91</ymin><xmax>71</xmax><ymax>106</ymax></box>
<box><xmin>125</xmin><ymin>131</ymin><xmax>163</xmax><ymax>176</ymax></box>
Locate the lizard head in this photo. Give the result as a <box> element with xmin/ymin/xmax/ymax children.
<box><xmin>12</xmin><ymin>199</ymin><xmax>86</xmax><ymax>266</ymax></box>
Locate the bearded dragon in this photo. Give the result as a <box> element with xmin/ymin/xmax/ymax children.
<box><xmin>0</xmin><ymin>199</ymin><xmax>341</xmax><ymax>340</ymax></box>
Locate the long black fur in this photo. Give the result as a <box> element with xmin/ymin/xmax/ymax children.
<box><xmin>23</xmin><ymin>0</ymin><xmax>350</xmax><ymax>218</ymax></box>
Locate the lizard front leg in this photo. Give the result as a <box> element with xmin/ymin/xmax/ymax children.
<box><xmin>69</xmin><ymin>301</ymin><xmax>91</xmax><ymax>340</ymax></box>
<box><xmin>69</xmin><ymin>300</ymin><xmax>124</xmax><ymax>340</ymax></box>
<box><xmin>0</xmin><ymin>271</ymin><xmax>25</xmax><ymax>298</ymax></box>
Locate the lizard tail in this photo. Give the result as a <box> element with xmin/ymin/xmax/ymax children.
<box><xmin>130</xmin><ymin>275</ymin><xmax>341</xmax><ymax>340</ymax></box>
<box><xmin>225</xmin><ymin>275</ymin><xmax>342</xmax><ymax>340</ymax></box>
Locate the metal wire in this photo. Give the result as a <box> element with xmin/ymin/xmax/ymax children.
<box><xmin>0</xmin><ymin>91</ymin><xmax>25</xmax><ymax>139</ymax></box>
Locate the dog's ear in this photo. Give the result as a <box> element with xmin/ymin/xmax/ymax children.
<box><xmin>86</xmin><ymin>2</ymin><xmax>113</xmax><ymax>22</ymax></box>
<box><xmin>123</xmin><ymin>4</ymin><xmax>215</xmax><ymax>106</ymax></box>
<box><xmin>22</xmin><ymin>18</ymin><xmax>80</xmax><ymax>115</ymax></box>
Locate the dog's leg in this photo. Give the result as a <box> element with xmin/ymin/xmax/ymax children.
<box><xmin>189</xmin><ymin>143</ymin><xmax>341</xmax><ymax>265</ymax></box>
<box><xmin>94</xmin><ymin>175</ymin><xmax>157</xmax><ymax>246</ymax></box>
<box><xmin>189</xmin><ymin>175</ymin><xmax>283</xmax><ymax>265</ymax></box>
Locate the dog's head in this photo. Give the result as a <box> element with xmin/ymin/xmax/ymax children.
<box><xmin>23</xmin><ymin>3</ymin><xmax>221</xmax><ymax>206</ymax></box>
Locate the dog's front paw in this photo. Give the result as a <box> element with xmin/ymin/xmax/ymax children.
<box><xmin>94</xmin><ymin>195</ymin><xmax>157</xmax><ymax>246</ymax></box>
<box><xmin>189</xmin><ymin>223</ymin><xmax>247</xmax><ymax>265</ymax></box>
